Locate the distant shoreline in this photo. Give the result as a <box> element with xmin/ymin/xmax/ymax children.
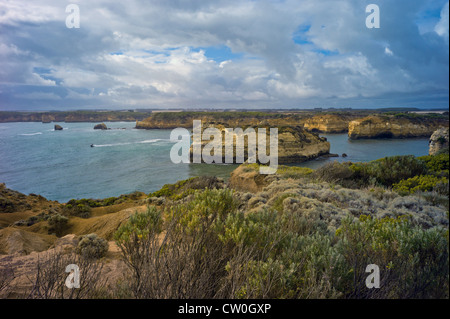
<box><xmin>1</xmin><ymin>108</ymin><xmax>448</xmax><ymax>123</ymax></box>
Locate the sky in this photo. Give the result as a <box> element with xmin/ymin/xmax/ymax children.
<box><xmin>0</xmin><ymin>0</ymin><xmax>448</xmax><ymax>111</ymax></box>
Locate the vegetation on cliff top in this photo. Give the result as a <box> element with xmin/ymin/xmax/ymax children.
<box><xmin>109</xmin><ymin>152</ymin><xmax>448</xmax><ymax>299</ymax></box>
<box><xmin>149</xmin><ymin>111</ymin><xmax>296</xmax><ymax>121</ymax></box>
<box><xmin>1</xmin><ymin>152</ymin><xmax>448</xmax><ymax>299</ymax></box>
<box><xmin>0</xmin><ymin>110</ymin><xmax>149</xmax><ymax>122</ymax></box>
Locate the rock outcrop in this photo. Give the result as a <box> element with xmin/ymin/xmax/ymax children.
<box><xmin>228</xmin><ymin>164</ymin><xmax>271</xmax><ymax>193</ymax></box>
<box><xmin>348</xmin><ymin>115</ymin><xmax>448</xmax><ymax>139</ymax></box>
<box><xmin>188</xmin><ymin>124</ymin><xmax>330</xmax><ymax>165</ymax></box>
<box><xmin>135</xmin><ymin>112</ymin><xmax>306</xmax><ymax>129</ymax></box>
<box><xmin>303</xmin><ymin>113</ymin><xmax>359</xmax><ymax>133</ymax></box>
<box><xmin>94</xmin><ymin>123</ymin><xmax>108</xmax><ymax>130</ymax></box>
<box><xmin>54</xmin><ymin>124</ymin><xmax>63</xmax><ymax>131</ymax></box>
<box><xmin>429</xmin><ymin>127</ymin><xmax>449</xmax><ymax>155</ymax></box>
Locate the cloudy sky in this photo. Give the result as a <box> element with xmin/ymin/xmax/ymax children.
<box><xmin>0</xmin><ymin>0</ymin><xmax>448</xmax><ymax>110</ymax></box>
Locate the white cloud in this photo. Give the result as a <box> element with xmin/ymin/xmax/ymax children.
<box><xmin>0</xmin><ymin>0</ymin><xmax>448</xmax><ymax>109</ymax></box>
<box><xmin>384</xmin><ymin>47</ymin><xmax>394</xmax><ymax>56</ymax></box>
<box><xmin>435</xmin><ymin>2</ymin><xmax>449</xmax><ymax>40</ymax></box>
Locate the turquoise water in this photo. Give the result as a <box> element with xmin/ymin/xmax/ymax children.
<box><xmin>0</xmin><ymin>122</ymin><xmax>430</xmax><ymax>202</ymax></box>
<box><xmin>297</xmin><ymin>133</ymin><xmax>430</xmax><ymax>169</ymax></box>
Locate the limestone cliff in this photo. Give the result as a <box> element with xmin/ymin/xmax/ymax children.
<box><xmin>303</xmin><ymin>113</ymin><xmax>359</xmax><ymax>133</ymax></box>
<box><xmin>429</xmin><ymin>127</ymin><xmax>449</xmax><ymax>155</ymax></box>
<box><xmin>188</xmin><ymin>124</ymin><xmax>330</xmax><ymax>165</ymax></box>
<box><xmin>135</xmin><ymin>112</ymin><xmax>306</xmax><ymax>129</ymax></box>
<box><xmin>348</xmin><ymin>115</ymin><xmax>448</xmax><ymax>139</ymax></box>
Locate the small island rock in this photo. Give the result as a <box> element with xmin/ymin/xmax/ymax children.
<box><xmin>94</xmin><ymin>123</ymin><xmax>108</xmax><ymax>130</ymax></box>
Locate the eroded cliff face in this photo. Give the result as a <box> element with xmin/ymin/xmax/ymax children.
<box><xmin>348</xmin><ymin>115</ymin><xmax>449</xmax><ymax>139</ymax></box>
<box><xmin>429</xmin><ymin>127</ymin><xmax>449</xmax><ymax>155</ymax></box>
<box><xmin>303</xmin><ymin>114</ymin><xmax>358</xmax><ymax>133</ymax></box>
<box><xmin>135</xmin><ymin>112</ymin><xmax>306</xmax><ymax>129</ymax></box>
<box><xmin>187</xmin><ymin>124</ymin><xmax>330</xmax><ymax>165</ymax></box>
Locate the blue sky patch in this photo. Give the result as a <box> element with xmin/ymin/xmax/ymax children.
<box><xmin>292</xmin><ymin>24</ymin><xmax>313</xmax><ymax>45</ymax></box>
<box><xmin>197</xmin><ymin>45</ymin><xmax>244</xmax><ymax>62</ymax></box>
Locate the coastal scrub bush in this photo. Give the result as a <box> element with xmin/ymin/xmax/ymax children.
<box><xmin>276</xmin><ymin>166</ymin><xmax>314</xmax><ymax>179</ymax></box>
<box><xmin>47</xmin><ymin>214</ymin><xmax>68</xmax><ymax>236</ymax></box>
<box><xmin>64</xmin><ymin>193</ymin><xmax>144</xmax><ymax>210</ymax></box>
<box><xmin>313</xmin><ymin>161</ymin><xmax>356</xmax><ymax>188</ymax></box>
<box><xmin>113</xmin><ymin>180</ymin><xmax>449</xmax><ymax>299</ymax></box>
<box><xmin>418</xmin><ymin>153</ymin><xmax>449</xmax><ymax>176</ymax></box>
<box><xmin>115</xmin><ymin>189</ymin><xmax>239</xmax><ymax>298</ymax></box>
<box><xmin>335</xmin><ymin>215</ymin><xmax>449</xmax><ymax>298</ymax></box>
<box><xmin>148</xmin><ymin>176</ymin><xmax>225</xmax><ymax>201</ymax></box>
<box><xmin>393</xmin><ymin>175</ymin><xmax>449</xmax><ymax>195</ymax></box>
<box><xmin>148</xmin><ymin>179</ymin><xmax>190</xmax><ymax>198</ymax></box>
<box><xmin>76</xmin><ymin>233</ymin><xmax>109</xmax><ymax>259</ymax></box>
<box><xmin>114</xmin><ymin>206</ymin><xmax>163</xmax><ymax>245</ymax></box>
<box><xmin>64</xmin><ymin>201</ymin><xmax>92</xmax><ymax>218</ymax></box>
<box><xmin>27</xmin><ymin>251</ymin><xmax>106</xmax><ymax>299</ymax></box>
<box><xmin>350</xmin><ymin>155</ymin><xmax>428</xmax><ymax>187</ymax></box>
<box><xmin>67</xmin><ymin>198</ymin><xmax>101</xmax><ymax>208</ymax></box>
<box><xmin>220</xmin><ymin>207</ymin><xmax>342</xmax><ymax>298</ymax></box>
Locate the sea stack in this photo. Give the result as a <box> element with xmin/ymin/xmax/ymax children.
<box><xmin>94</xmin><ymin>123</ymin><xmax>108</xmax><ymax>130</ymax></box>
<box><xmin>429</xmin><ymin>127</ymin><xmax>449</xmax><ymax>155</ymax></box>
<box><xmin>188</xmin><ymin>124</ymin><xmax>330</xmax><ymax>165</ymax></box>
<box><xmin>54</xmin><ymin>124</ymin><xmax>63</xmax><ymax>131</ymax></box>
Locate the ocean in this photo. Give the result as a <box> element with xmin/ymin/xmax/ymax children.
<box><xmin>0</xmin><ymin>121</ymin><xmax>430</xmax><ymax>202</ymax></box>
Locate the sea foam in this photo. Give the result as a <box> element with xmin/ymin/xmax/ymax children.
<box><xmin>93</xmin><ymin>139</ymin><xmax>168</xmax><ymax>147</ymax></box>
<box><xmin>19</xmin><ymin>132</ymin><xmax>43</xmax><ymax>136</ymax></box>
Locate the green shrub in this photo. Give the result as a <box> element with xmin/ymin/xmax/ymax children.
<box><xmin>0</xmin><ymin>196</ymin><xmax>15</xmax><ymax>213</ymax></box>
<box><xmin>149</xmin><ymin>176</ymin><xmax>224</xmax><ymax>201</ymax></box>
<box><xmin>65</xmin><ymin>194</ymin><xmax>143</xmax><ymax>210</ymax></box>
<box><xmin>47</xmin><ymin>214</ymin><xmax>68</xmax><ymax>236</ymax></box>
<box><xmin>313</xmin><ymin>161</ymin><xmax>357</xmax><ymax>188</ymax></box>
<box><xmin>114</xmin><ymin>206</ymin><xmax>163</xmax><ymax>245</ymax></box>
<box><xmin>335</xmin><ymin>215</ymin><xmax>449</xmax><ymax>298</ymax></box>
<box><xmin>418</xmin><ymin>153</ymin><xmax>449</xmax><ymax>174</ymax></box>
<box><xmin>350</xmin><ymin>155</ymin><xmax>428</xmax><ymax>187</ymax></box>
<box><xmin>276</xmin><ymin>166</ymin><xmax>314</xmax><ymax>179</ymax></box>
<box><xmin>221</xmin><ymin>207</ymin><xmax>342</xmax><ymax>298</ymax></box>
<box><xmin>63</xmin><ymin>200</ymin><xmax>93</xmax><ymax>218</ymax></box>
<box><xmin>112</xmin><ymin>185</ymin><xmax>449</xmax><ymax>299</ymax></box>
<box><xmin>114</xmin><ymin>190</ymin><xmax>238</xmax><ymax>299</ymax></box>
<box><xmin>149</xmin><ymin>178</ymin><xmax>193</xmax><ymax>199</ymax></box>
<box><xmin>166</xmin><ymin>188</ymin><xmax>238</xmax><ymax>234</ymax></box>
<box><xmin>393</xmin><ymin>175</ymin><xmax>449</xmax><ymax>195</ymax></box>
<box><xmin>76</xmin><ymin>233</ymin><xmax>109</xmax><ymax>259</ymax></box>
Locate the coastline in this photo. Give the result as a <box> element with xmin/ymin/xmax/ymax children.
<box><xmin>1</xmin><ymin>152</ymin><xmax>448</xmax><ymax>299</ymax></box>
<box><xmin>0</xmin><ymin>119</ymin><xmax>438</xmax><ymax>202</ymax></box>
